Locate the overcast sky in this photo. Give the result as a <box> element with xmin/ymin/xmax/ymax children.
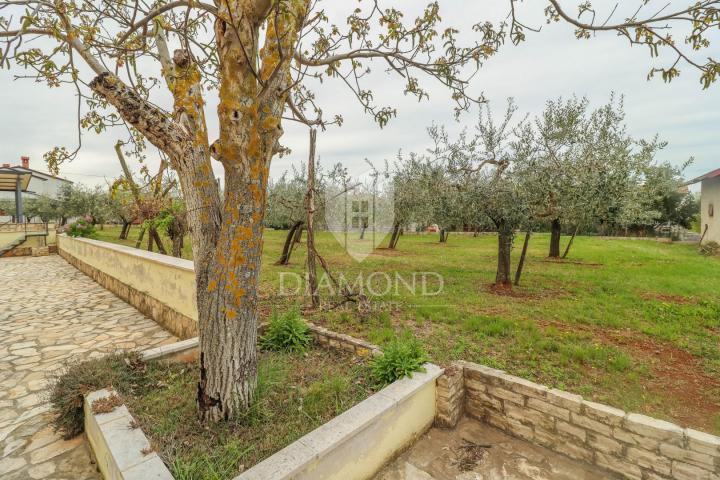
<box><xmin>0</xmin><ymin>1</ymin><xmax>717</xmax><ymax>190</ymax></box>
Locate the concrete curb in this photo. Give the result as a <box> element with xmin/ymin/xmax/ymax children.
<box><xmin>84</xmin><ymin>388</ymin><xmax>173</xmax><ymax>480</ymax></box>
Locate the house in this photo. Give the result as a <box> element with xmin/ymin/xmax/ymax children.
<box><xmin>0</xmin><ymin>156</ymin><xmax>73</xmax><ymax>221</ymax></box>
<box><xmin>685</xmin><ymin>167</ymin><xmax>720</xmax><ymax>244</ymax></box>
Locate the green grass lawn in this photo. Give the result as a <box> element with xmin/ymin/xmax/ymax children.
<box><xmin>94</xmin><ymin>225</ymin><xmax>720</xmax><ymax>433</ymax></box>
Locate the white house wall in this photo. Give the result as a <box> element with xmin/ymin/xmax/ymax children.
<box><xmin>701</xmin><ymin>176</ymin><xmax>720</xmax><ymax>244</ymax></box>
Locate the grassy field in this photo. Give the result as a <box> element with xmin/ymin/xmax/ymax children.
<box><xmin>94</xmin><ymin>225</ymin><xmax>720</xmax><ymax>433</ymax></box>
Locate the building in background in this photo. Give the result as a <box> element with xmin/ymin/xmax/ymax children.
<box><xmin>686</xmin><ymin>168</ymin><xmax>720</xmax><ymax>244</ymax></box>
<box><xmin>0</xmin><ymin>156</ymin><xmax>72</xmax><ymax>222</ymax></box>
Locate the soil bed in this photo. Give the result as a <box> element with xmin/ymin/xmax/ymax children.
<box><xmin>121</xmin><ymin>347</ymin><xmax>375</xmax><ymax>480</ymax></box>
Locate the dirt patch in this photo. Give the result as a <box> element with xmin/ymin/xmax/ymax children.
<box><xmin>539</xmin><ymin>320</ymin><xmax>720</xmax><ymax>432</ymax></box>
<box><xmin>641</xmin><ymin>292</ymin><xmax>694</xmax><ymax>304</ymax></box>
<box><xmin>486</xmin><ymin>283</ymin><xmax>533</xmax><ymax>298</ymax></box>
<box><xmin>371</xmin><ymin>248</ymin><xmax>404</xmax><ymax>256</ymax></box>
<box><xmin>541</xmin><ymin>258</ymin><xmax>603</xmax><ymax>267</ymax></box>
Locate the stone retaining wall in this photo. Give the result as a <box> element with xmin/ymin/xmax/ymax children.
<box><xmin>306</xmin><ymin>322</ymin><xmax>382</xmax><ymax>358</ymax></box>
<box><xmin>436</xmin><ymin>360</ymin><xmax>720</xmax><ymax>480</ymax></box>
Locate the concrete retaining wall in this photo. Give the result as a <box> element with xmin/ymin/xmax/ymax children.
<box><xmin>58</xmin><ymin>235</ymin><xmax>197</xmax><ymax>339</ymax></box>
<box><xmin>438</xmin><ymin>360</ymin><xmax>720</xmax><ymax>480</ymax></box>
<box><xmin>236</xmin><ymin>363</ymin><xmax>443</xmax><ymax>480</ymax></box>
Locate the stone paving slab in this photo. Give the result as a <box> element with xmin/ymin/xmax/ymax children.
<box><xmin>0</xmin><ymin>255</ymin><xmax>178</xmax><ymax>480</ymax></box>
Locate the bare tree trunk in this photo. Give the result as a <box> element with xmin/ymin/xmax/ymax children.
<box><xmin>146</xmin><ymin>227</ymin><xmax>153</xmax><ymax>251</ymax></box>
<box><xmin>439</xmin><ymin>228</ymin><xmax>448</xmax><ymax>243</ymax></box>
<box><xmin>549</xmin><ymin>218</ymin><xmax>561</xmax><ymax>257</ymax></box>
<box><xmin>172</xmin><ymin>234</ymin><xmax>183</xmax><ymax>257</ymax></box>
<box><xmin>135</xmin><ymin>227</ymin><xmax>146</xmax><ymax>249</ymax></box>
<box><xmin>514</xmin><ymin>230</ymin><xmax>531</xmax><ymax>286</ymax></box>
<box><xmin>150</xmin><ymin>228</ymin><xmax>167</xmax><ymax>254</ymax></box>
<box><xmin>119</xmin><ymin>220</ymin><xmax>131</xmax><ymax>239</ymax></box>
<box><xmin>495</xmin><ymin>223</ymin><xmax>514</xmax><ymax>286</ymax></box>
<box><xmin>305</xmin><ymin>129</ymin><xmax>319</xmax><ymax>308</ymax></box>
<box><xmin>293</xmin><ymin>224</ymin><xmax>303</xmax><ymax>243</ymax></box>
<box><xmin>562</xmin><ymin>225</ymin><xmax>579</xmax><ymax>259</ymax></box>
<box><xmin>388</xmin><ymin>221</ymin><xmax>401</xmax><ymax>249</ymax></box>
<box><xmin>277</xmin><ymin>220</ymin><xmax>303</xmax><ymax>265</ymax></box>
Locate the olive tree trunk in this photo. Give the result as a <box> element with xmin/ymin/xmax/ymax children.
<box><xmin>388</xmin><ymin>221</ymin><xmax>401</xmax><ymax>249</ymax></box>
<box><xmin>305</xmin><ymin>129</ymin><xmax>319</xmax><ymax>308</ymax></box>
<box><xmin>496</xmin><ymin>222</ymin><xmax>514</xmax><ymax>285</ymax></box>
<box><xmin>514</xmin><ymin>230</ymin><xmax>531</xmax><ymax>286</ymax></box>
<box><xmin>549</xmin><ymin>218</ymin><xmax>561</xmax><ymax>257</ymax></box>
<box><xmin>277</xmin><ymin>220</ymin><xmax>304</xmax><ymax>265</ymax></box>
<box><xmin>562</xmin><ymin>225</ymin><xmax>579</xmax><ymax>259</ymax></box>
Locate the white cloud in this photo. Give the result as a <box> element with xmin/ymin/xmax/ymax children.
<box><xmin>0</xmin><ymin>0</ymin><xmax>717</xmax><ymax>187</ymax></box>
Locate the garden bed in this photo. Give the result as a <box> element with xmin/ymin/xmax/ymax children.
<box><xmin>103</xmin><ymin>346</ymin><xmax>375</xmax><ymax>479</ymax></box>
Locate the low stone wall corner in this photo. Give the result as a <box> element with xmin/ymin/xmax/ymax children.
<box><xmin>459</xmin><ymin>361</ymin><xmax>720</xmax><ymax>480</ymax></box>
<box><xmin>435</xmin><ymin>361</ymin><xmax>465</xmax><ymax>428</ymax></box>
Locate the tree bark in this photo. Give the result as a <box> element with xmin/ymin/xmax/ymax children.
<box><xmin>562</xmin><ymin>225</ymin><xmax>579</xmax><ymax>259</ymax></box>
<box><xmin>172</xmin><ymin>235</ymin><xmax>183</xmax><ymax>258</ymax></box>
<box><xmin>439</xmin><ymin>228</ymin><xmax>448</xmax><ymax>243</ymax></box>
<box><xmin>496</xmin><ymin>223</ymin><xmax>514</xmax><ymax>285</ymax></box>
<box><xmin>549</xmin><ymin>218</ymin><xmax>561</xmax><ymax>257</ymax></box>
<box><xmin>135</xmin><ymin>226</ymin><xmax>146</xmax><ymax>249</ymax></box>
<box><xmin>293</xmin><ymin>224</ymin><xmax>303</xmax><ymax>243</ymax></box>
<box><xmin>305</xmin><ymin>129</ymin><xmax>319</xmax><ymax>308</ymax></box>
<box><xmin>514</xmin><ymin>230</ymin><xmax>531</xmax><ymax>286</ymax></box>
<box><xmin>146</xmin><ymin>226</ymin><xmax>154</xmax><ymax>252</ymax></box>
<box><xmin>277</xmin><ymin>220</ymin><xmax>303</xmax><ymax>265</ymax></box>
<box><xmin>119</xmin><ymin>221</ymin><xmax>131</xmax><ymax>239</ymax></box>
<box><xmin>388</xmin><ymin>221</ymin><xmax>401</xmax><ymax>249</ymax></box>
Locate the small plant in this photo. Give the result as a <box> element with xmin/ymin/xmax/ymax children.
<box><xmin>260</xmin><ymin>307</ymin><xmax>311</xmax><ymax>352</ymax></box>
<box><xmin>65</xmin><ymin>217</ymin><xmax>97</xmax><ymax>238</ymax></box>
<box><xmin>372</xmin><ymin>337</ymin><xmax>429</xmax><ymax>386</ymax></box>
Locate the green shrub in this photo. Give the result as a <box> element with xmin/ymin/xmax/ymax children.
<box><xmin>66</xmin><ymin>218</ymin><xmax>97</xmax><ymax>238</ymax></box>
<box><xmin>260</xmin><ymin>307</ymin><xmax>311</xmax><ymax>352</ymax></box>
<box><xmin>372</xmin><ymin>337</ymin><xmax>429</xmax><ymax>386</ymax></box>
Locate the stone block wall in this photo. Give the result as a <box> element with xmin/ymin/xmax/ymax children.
<box><xmin>452</xmin><ymin>361</ymin><xmax>720</xmax><ymax>480</ymax></box>
<box><xmin>305</xmin><ymin>322</ymin><xmax>382</xmax><ymax>358</ymax></box>
<box><xmin>435</xmin><ymin>362</ymin><xmax>464</xmax><ymax>428</ymax></box>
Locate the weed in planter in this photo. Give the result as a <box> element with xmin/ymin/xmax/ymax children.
<box><xmin>48</xmin><ymin>351</ymin><xmax>146</xmax><ymax>438</ymax></box>
<box><xmin>260</xmin><ymin>306</ymin><xmax>311</xmax><ymax>352</ymax></box>
<box><xmin>302</xmin><ymin>375</ymin><xmax>350</xmax><ymax>419</ymax></box>
<box><xmin>372</xmin><ymin>337</ymin><xmax>429</xmax><ymax>386</ymax></box>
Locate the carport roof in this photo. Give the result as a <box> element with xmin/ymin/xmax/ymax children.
<box><xmin>0</xmin><ymin>167</ymin><xmax>32</xmax><ymax>192</ymax></box>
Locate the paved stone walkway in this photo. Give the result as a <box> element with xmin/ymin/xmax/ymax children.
<box><xmin>0</xmin><ymin>255</ymin><xmax>178</xmax><ymax>480</ymax></box>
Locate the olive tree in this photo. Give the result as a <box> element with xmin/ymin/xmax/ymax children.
<box><xmin>430</xmin><ymin>100</ymin><xmax>533</xmax><ymax>285</ymax></box>
<box><xmin>518</xmin><ymin>95</ymin><xmax>664</xmax><ymax>257</ymax></box>
<box><xmin>388</xmin><ymin>153</ymin><xmax>433</xmax><ymax>249</ymax></box>
<box><xmin>2</xmin><ymin>0</ymin><xmax>716</xmax><ymax>422</ymax></box>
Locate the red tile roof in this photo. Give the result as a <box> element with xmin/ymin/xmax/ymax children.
<box><xmin>685</xmin><ymin>168</ymin><xmax>720</xmax><ymax>185</ymax></box>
